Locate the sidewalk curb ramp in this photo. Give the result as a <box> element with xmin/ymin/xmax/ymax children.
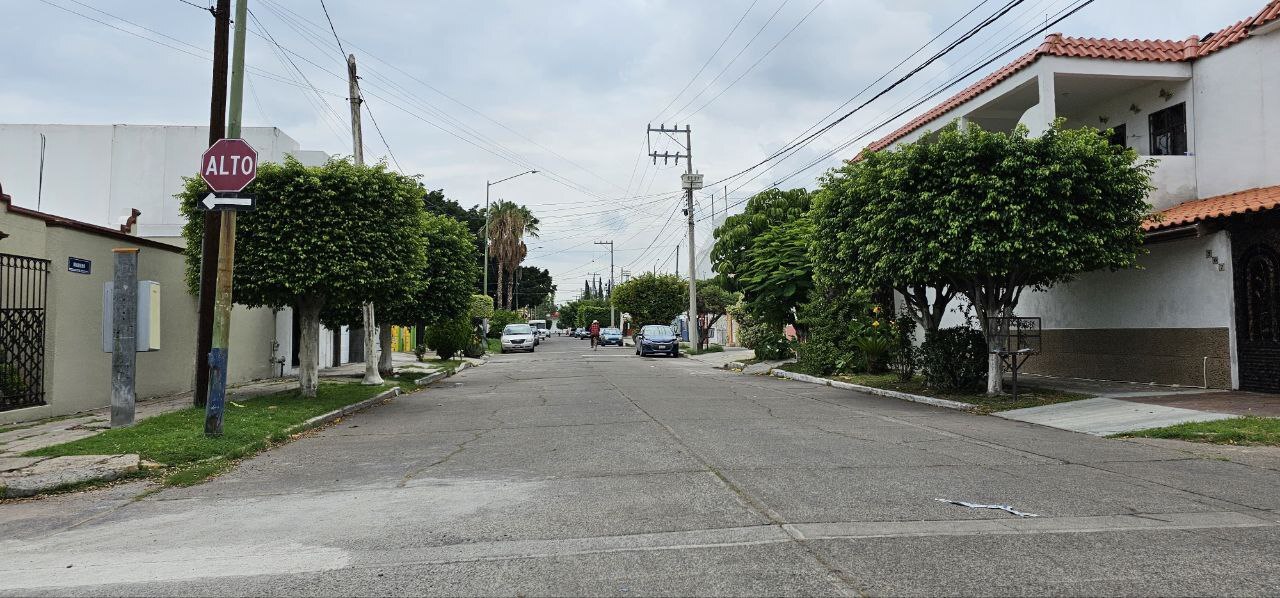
<box><xmin>770</xmin><ymin>368</ymin><xmax>976</xmax><ymax>412</ymax></box>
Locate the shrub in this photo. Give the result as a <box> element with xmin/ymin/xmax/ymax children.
<box><xmin>889</xmin><ymin>315</ymin><xmax>918</xmax><ymax>382</ymax></box>
<box><xmin>463</xmin><ymin>326</ymin><xmax>487</xmax><ymax>358</ymax></box>
<box><xmin>413</xmin><ymin>344</ymin><xmax>428</xmax><ymax>362</ymax></box>
<box><xmin>920</xmin><ymin>326</ymin><xmax>988</xmax><ymax>392</ymax></box>
<box><xmin>740</xmin><ymin>321</ymin><xmax>792</xmax><ymax>360</ymax></box>
<box><xmin>470</xmin><ymin>294</ymin><xmax>494</xmax><ymax>320</ymax></box>
<box><xmin>487</xmin><ymin>309</ymin><xmax>521</xmax><ymax>338</ymax></box>
<box><xmin>793</xmin><ymin>336</ymin><xmax>853</xmax><ymax>376</ymax></box>
<box><xmin>425</xmin><ymin>317</ymin><xmax>473</xmax><ymax>360</ymax></box>
<box><xmin>853</xmin><ymin>335</ymin><xmax>894</xmax><ymax>374</ymax></box>
<box><xmin>0</xmin><ymin>363</ymin><xmax>25</xmax><ymax>398</ymax></box>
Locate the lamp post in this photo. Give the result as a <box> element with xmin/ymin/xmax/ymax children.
<box><xmin>484</xmin><ymin>170</ymin><xmax>538</xmax><ymax>302</ymax></box>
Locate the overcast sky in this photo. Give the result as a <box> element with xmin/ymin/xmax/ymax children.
<box><xmin>1</xmin><ymin>0</ymin><xmax>1266</xmax><ymax>302</ymax></box>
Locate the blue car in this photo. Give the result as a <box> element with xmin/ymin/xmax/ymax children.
<box><xmin>635</xmin><ymin>324</ymin><xmax>679</xmax><ymax>357</ymax></box>
<box><xmin>600</xmin><ymin>327</ymin><xmax>623</xmax><ymax>346</ymax></box>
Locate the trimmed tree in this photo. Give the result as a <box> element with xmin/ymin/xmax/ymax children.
<box><xmin>178</xmin><ymin>156</ymin><xmax>425</xmax><ymax>397</ymax></box>
<box><xmin>847</xmin><ymin>122</ymin><xmax>1152</xmax><ymax>394</ymax></box>
<box><xmin>685</xmin><ymin>279</ymin><xmax>734</xmax><ymax>350</ymax></box>
<box><xmin>611</xmin><ymin>273</ymin><xmax>686</xmax><ymax>326</ymax></box>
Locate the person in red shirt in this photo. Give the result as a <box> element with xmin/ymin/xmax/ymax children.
<box><xmin>589</xmin><ymin>320</ymin><xmax>601</xmax><ymax>350</ymax></box>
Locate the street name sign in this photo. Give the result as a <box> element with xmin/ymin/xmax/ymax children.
<box><xmin>201</xmin><ymin>138</ymin><xmax>258</xmax><ymax>194</ymax></box>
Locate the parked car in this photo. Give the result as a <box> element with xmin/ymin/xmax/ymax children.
<box><xmin>599</xmin><ymin>327</ymin><xmax>623</xmax><ymax>346</ymax></box>
<box><xmin>635</xmin><ymin>324</ymin><xmax>679</xmax><ymax>357</ymax></box>
<box><xmin>499</xmin><ymin>323</ymin><xmax>536</xmax><ymax>353</ymax></box>
<box><xmin>528</xmin><ymin>319</ymin><xmax>549</xmax><ymax>341</ymax></box>
<box><xmin>574</xmin><ymin>327</ymin><xmax>588</xmax><ymax>339</ymax></box>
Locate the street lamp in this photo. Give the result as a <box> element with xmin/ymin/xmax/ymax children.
<box><xmin>483</xmin><ymin>170</ymin><xmax>538</xmax><ymax>301</ymax></box>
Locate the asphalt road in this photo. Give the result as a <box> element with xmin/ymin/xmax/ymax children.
<box><xmin>3</xmin><ymin>336</ymin><xmax>1280</xmax><ymax>596</ymax></box>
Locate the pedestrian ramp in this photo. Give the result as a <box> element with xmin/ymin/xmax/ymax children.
<box><xmin>995</xmin><ymin>397</ymin><xmax>1237</xmax><ymax>436</ymax></box>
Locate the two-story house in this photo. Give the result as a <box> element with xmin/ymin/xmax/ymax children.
<box><xmin>862</xmin><ymin>1</ymin><xmax>1280</xmax><ymax>392</ymax></box>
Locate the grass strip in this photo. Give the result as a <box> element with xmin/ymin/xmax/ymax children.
<box><xmin>776</xmin><ymin>364</ymin><xmax>1090</xmax><ymax>414</ymax></box>
<box><xmin>25</xmin><ymin>381</ymin><xmax>401</xmax><ymax>468</ymax></box>
<box><xmin>1120</xmin><ymin>416</ymin><xmax>1279</xmax><ymax>446</ymax></box>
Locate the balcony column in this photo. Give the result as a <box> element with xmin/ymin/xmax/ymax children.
<box><xmin>1025</xmin><ymin>73</ymin><xmax>1057</xmax><ymax>136</ymax></box>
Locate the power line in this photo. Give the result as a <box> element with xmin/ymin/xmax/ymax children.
<box><xmin>317</xmin><ymin>0</ymin><xmax>346</xmax><ymax>57</ymax></box>
<box><xmin>703</xmin><ymin>0</ymin><xmax>1097</xmax><ymax>220</ymax></box>
<box><xmin>676</xmin><ymin>0</ymin><xmax>827</xmax><ymax>122</ymax></box>
<box><xmin>650</xmin><ymin>0</ymin><xmax>760</xmax><ymax>123</ymax></box>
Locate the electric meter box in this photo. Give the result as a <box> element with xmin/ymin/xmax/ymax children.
<box><xmin>102</xmin><ymin>281</ymin><xmax>161</xmax><ymax>352</ymax></box>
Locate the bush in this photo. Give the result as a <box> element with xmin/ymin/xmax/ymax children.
<box><xmin>740</xmin><ymin>321</ymin><xmax>792</xmax><ymax>360</ymax></box>
<box><xmin>920</xmin><ymin>326</ymin><xmax>988</xmax><ymax>392</ymax></box>
<box><xmin>889</xmin><ymin>316</ymin><xmax>918</xmax><ymax>382</ymax></box>
<box><xmin>793</xmin><ymin>336</ymin><xmax>853</xmax><ymax>376</ymax></box>
<box><xmin>488</xmin><ymin>309</ymin><xmax>521</xmax><ymax>338</ymax></box>
<box><xmin>425</xmin><ymin>318</ymin><xmax>473</xmax><ymax>360</ymax></box>
<box><xmin>463</xmin><ymin>325</ymin><xmax>487</xmax><ymax>358</ymax></box>
<box><xmin>470</xmin><ymin>294</ymin><xmax>494</xmax><ymax>320</ymax></box>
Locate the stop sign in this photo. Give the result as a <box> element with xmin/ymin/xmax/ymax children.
<box><xmin>201</xmin><ymin>139</ymin><xmax>258</xmax><ymax>193</ymax></box>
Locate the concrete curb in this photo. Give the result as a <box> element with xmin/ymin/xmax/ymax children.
<box><xmin>285</xmin><ymin>387</ymin><xmax>402</xmax><ymax>436</ymax></box>
<box><xmin>770</xmin><ymin>368</ymin><xmax>977</xmax><ymax>412</ymax></box>
<box><xmin>412</xmin><ymin>359</ymin><xmax>478</xmax><ymax>386</ymax></box>
<box><xmin>723</xmin><ymin>361</ymin><xmax>748</xmax><ymax>370</ymax></box>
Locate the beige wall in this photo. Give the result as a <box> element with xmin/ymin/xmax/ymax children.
<box><xmin>1</xmin><ymin>207</ymin><xmax>277</xmax><ymax>423</ymax></box>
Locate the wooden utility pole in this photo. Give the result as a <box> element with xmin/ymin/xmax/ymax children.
<box><xmin>204</xmin><ymin>0</ymin><xmax>247</xmax><ymax>437</ymax></box>
<box><xmin>194</xmin><ymin>0</ymin><xmax>231</xmax><ymax>408</ymax></box>
<box><xmin>348</xmin><ymin>54</ymin><xmax>383</xmax><ymax>385</ymax></box>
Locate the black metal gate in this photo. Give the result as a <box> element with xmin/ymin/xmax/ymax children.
<box><xmin>0</xmin><ymin>253</ymin><xmax>50</xmax><ymax>411</ymax></box>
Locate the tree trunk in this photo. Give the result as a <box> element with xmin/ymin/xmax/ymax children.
<box><xmin>297</xmin><ymin>296</ymin><xmax>324</xmax><ymax>398</ymax></box>
<box><xmin>361</xmin><ymin>302</ymin><xmax>383</xmax><ymax>385</ymax></box>
<box><xmin>378</xmin><ymin>322</ymin><xmax>394</xmax><ymax>376</ymax></box>
<box><xmin>496</xmin><ymin>262</ymin><xmax>506</xmax><ymax>310</ymax></box>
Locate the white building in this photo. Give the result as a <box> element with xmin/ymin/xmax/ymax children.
<box><xmin>0</xmin><ymin>123</ymin><xmax>351</xmax><ymax>378</ymax></box>
<box><xmin>864</xmin><ymin>1</ymin><xmax>1280</xmax><ymax>392</ymax></box>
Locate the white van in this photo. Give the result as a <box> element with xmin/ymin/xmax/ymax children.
<box><xmin>527</xmin><ymin>319</ymin><xmax>550</xmax><ymax>340</ymax></box>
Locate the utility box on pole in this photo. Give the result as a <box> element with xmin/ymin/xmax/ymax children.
<box><xmin>102</xmin><ymin>280</ymin><xmax>161</xmax><ymax>353</ymax></box>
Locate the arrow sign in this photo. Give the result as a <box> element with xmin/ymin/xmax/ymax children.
<box><xmin>199</xmin><ymin>192</ymin><xmax>256</xmax><ymax>211</ymax></box>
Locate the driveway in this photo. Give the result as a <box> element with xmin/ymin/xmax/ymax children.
<box><xmin>2</xmin><ymin>336</ymin><xmax>1279</xmax><ymax>596</ymax></box>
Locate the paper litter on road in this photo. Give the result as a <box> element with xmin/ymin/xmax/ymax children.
<box><xmin>935</xmin><ymin>498</ymin><xmax>1040</xmax><ymax>518</ymax></box>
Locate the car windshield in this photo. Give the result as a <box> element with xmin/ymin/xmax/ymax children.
<box><xmin>641</xmin><ymin>325</ymin><xmax>673</xmax><ymax>336</ymax></box>
<box><xmin>503</xmin><ymin>324</ymin><xmax>532</xmax><ymax>335</ymax></box>
<box><xmin>603</xmin><ymin>328</ymin><xmax>620</xmax><ymax>334</ymax></box>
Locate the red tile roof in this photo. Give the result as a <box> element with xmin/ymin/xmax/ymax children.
<box><xmin>858</xmin><ymin>0</ymin><xmax>1280</xmax><ymax>157</ymax></box>
<box><xmin>1145</xmin><ymin>186</ymin><xmax>1280</xmax><ymax>231</ymax></box>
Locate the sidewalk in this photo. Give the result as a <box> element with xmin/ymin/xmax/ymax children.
<box><xmin>0</xmin><ymin>378</ymin><xmax>296</xmax><ymax>498</ymax></box>
<box><xmin>995</xmin><ymin>374</ymin><xmax>1277</xmax><ymax>436</ymax></box>
<box><xmin>684</xmin><ymin>347</ymin><xmax>754</xmax><ymax>368</ymax></box>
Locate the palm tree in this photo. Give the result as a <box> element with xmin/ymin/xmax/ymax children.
<box><xmin>488</xmin><ymin>201</ymin><xmax>539</xmax><ymax>309</ymax></box>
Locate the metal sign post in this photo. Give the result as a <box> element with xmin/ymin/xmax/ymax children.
<box><xmin>987</xmin><ymin>316</ymin><xmax>1042</xmax><ymax>403</ymax></box>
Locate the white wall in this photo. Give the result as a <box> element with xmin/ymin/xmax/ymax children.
<box><xmin>1017</xmin><ymin>232</ymin><xmax>1233</xmax><ymax>330</ymax></box>
<box><xmin>0</xmin><ymin>124</ymin><xmax>327</xmax><ymax>238</ymax></box>
<box><xmin>1191</xmin><ymin>28</ymin><xmax>1280</xmax><ymax>198</ymax></box>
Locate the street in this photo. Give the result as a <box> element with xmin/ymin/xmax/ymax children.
<box><xmin>2</xmin><ymin>336</ymin><xmax>1279</xmax><ymax>596</ymax></box>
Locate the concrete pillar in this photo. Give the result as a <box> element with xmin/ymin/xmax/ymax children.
<box><xmin>110</xmin><ymin>248</ymin><xmax>138</xmax><ymax>428</ymax></box>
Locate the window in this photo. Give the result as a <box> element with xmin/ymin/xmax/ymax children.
<box><xmin>1107</xmin><ymin>123</ymin><xmax>1127</xmax><ymax>148</ymax></box>
<box><xmin>1149</xmin><ymin>103</ymin><xmax>1187</xmax><ymax>156</ymax></box>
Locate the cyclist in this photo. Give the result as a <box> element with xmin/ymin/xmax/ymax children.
<box><xmin>589</xmin><ymin>319</ymin><xmax>601</xmax><ymax>350</ymax></box>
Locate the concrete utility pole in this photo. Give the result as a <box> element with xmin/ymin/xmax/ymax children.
<box><xmin>646</xmin><ymin>124</ymin><xmax>699</xmax><ymax>348</ymax></box>
<box><xmin>347</xmin><ymin>54</ymin><xmax>383</xmax><ymax>385</ymax></box>
<box><xmin>194</xmin><ymin>0</ymin><xmax>231</xmax><ymax>408</ymax></box>
<box><xmin>111</xmin><ymin>248</ymin><xmax>139</xmax><ymax>427</ymax></box>
<box><xmin>595</xmin><ymin>240</ymin><xmax>614</xmax><ymax>326</ymax></box>
<box><xmin>205</xmin><ymin>0</ymin><xmax>248</xmax><ymax>437</ymax></box>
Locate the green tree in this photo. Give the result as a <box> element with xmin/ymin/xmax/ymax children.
<box><xmin>844</xmin><ymin>122</ymin><xmax>1152</xmax><ymax>394</ymax></box>
<box><xmin>325</xmin><ymin>212</ymin><xmax>479</xmax><ymax>339</ymax></box>
<box><xmin>179</xmin><ymin>157</ymin><xmax>425</xmax><ymax>397</ymax></box>
<box><xmin>711</xmin><ymin>188</ymin><xmax>814</xmax><ymax>330</ymax></box>
<box><xmin>686</xmin><ymin>279</ymin><xmax>735</xmax><ymax>350</ymax></box>
<box><xmin>487</xmin><ymin>200</ymin><xmax>540</xmax><ymax>310</ymax></box>
<box><xmin>513</xmin><ymin>266</ymin><xmax>556</xmax><ymax>310</ymax></box>
<box><xmin>611</xmin><ymin>273</ymin><xmax>686</xmax><ymax>326</ymax></box>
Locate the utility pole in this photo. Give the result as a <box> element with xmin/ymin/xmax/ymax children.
<box><xmin>647</xmin><ymin>123</ymin><xmax>700</xmax><ymax>348</ymax></box>
<box><xmin>204</xmin><ymin>0</ymin><xmax>247</xmax><ymax>437</ymax></box>
<box><xmin>194</xmin><ymin>0</ymin><xmax>231</xmax><ymax>408</ymax></box>
<box><xmin>675</xmin><ymin>244</ymin><xmax>679</xmax><ymax>278</ymax></box>
<box><xmin>347</xmin><ymin>54</ymin><xmax>382</xmax><ymax>385</ymax></box>
<box><xmin>595</xmin><ymin>240</ymin><xmax>614</xmax><ymax>327</ymax></box>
